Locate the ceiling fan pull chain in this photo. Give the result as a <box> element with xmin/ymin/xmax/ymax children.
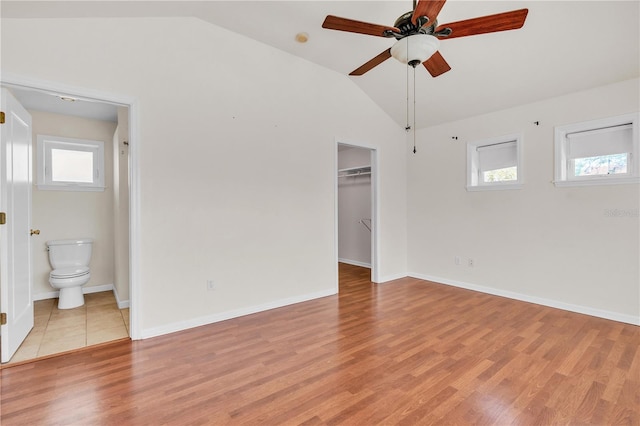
<box><xmin>405</xmin><ymin>37</ymin><xmax>411</xmax><ymax>133</ymax></box>
<box><xmin>413</xmin><ymin>65</ymin><xmax>417</xmax><ymax>154</ymax></box>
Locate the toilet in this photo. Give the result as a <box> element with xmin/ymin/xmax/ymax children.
<box><xmin>47</xmin><ymin>238</ymin><xmax>93</xmax><ymax>309</ymax></box>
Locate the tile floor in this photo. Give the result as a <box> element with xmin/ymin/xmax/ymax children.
<box><xmin>7</xmin><ymin>291</ymin><xmax>129</xmax><ymax>364</ymax></box>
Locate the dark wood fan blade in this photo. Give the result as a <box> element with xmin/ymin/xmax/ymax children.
<box><xmin>435</xmin><ymin>8</ymin><xmax>528</xmax><ymax>39</ymax></box>
<box><xmin>349</xmin><ymin>49</ymin><xmax>392</xmax><ymax>76</ymax></box>
<box><xmin>423</xmin><ymin>51</ymin><xmax>451</xmax><ymax>77</ymax></box>
<box><xmin>412</xmin><ymin>0</ymin><xmax>447</xmax><ymax>25</ymax></box>
<box><xmin>322</xmin><ymin>15</ymin><xmax>398</xmax><ymax>37</ymax></box>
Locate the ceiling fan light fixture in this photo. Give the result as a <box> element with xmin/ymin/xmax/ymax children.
<box><xmin>390</xmin><ymin>34</ymin><xmax>440</xmax><ymax>66</ymax></box>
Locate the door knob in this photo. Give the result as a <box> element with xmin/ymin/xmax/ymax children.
<box><xmin>30</xmin><ymin>229</ymin><xmax>40</xmax><ymax>236</ymax></box>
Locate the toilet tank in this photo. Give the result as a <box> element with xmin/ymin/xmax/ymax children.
<box><xmin>46</xmin><ymin>239</ymin><xmax>93</xmax><ymax>270</ymax></box>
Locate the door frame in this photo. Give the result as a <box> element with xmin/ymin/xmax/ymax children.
<box><xmin>335</xmin><ymin>138</ymin><xmax>380</xmax><ymax>284</ymax></box>
<box><xmin>0</xmin><ymin>72</ymin><xmax>141</xmax><ymax>340</ymax></box>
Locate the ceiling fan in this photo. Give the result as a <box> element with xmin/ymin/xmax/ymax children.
<box><xmin>322</xmin><ymin>0</ymin><xmax>528</xmax><ymax>78</ymax></box>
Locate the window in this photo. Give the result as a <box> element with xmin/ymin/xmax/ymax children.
<box><xmin>554</xmin><ymin>113</ymin><xmax>639</xmax><ymax>187</ymax></box>
<box><xmin>467</xmin><ymin>133</ymin><xmax>523</xmax><ymax>191</ymax></box>
<box><xmin>37</xmin><ymin>135</ymin><xmax>105</xmax><ymax>191</ymax></box>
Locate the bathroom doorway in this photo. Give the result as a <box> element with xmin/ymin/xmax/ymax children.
<box><xmin>336</xmin><ymin>142</ymin><xmax>378</xmax><ymax>284</ymax></box>
<box><xmin>0</xmin><ymin>79</ymin><xmax>137</xmax><ymax>364</ymax></box>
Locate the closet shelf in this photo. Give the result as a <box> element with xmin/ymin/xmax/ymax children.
<box><xmin>338</xmin><ymin>165</ymin><xmax>371</xmax><ymax>178</ymax></box>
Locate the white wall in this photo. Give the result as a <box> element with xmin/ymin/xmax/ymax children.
<box><xmin>338</xmin><ymin>146</ymin><xmax>371</xmax><ymax>267</ymax></box>
<box><xmin>408</xmin><ymin>78</ymin><xmax>640</xmax><ymax>324</ymax></box>
<box><xmin>29</xmin><ymin>110</ymin><xmax>117</xmax><ymax>298</ymax></box>
<box><xmin>1</xmin><ymin>17</ymin><xmax>408</xmax><ymax>336</ymax></box>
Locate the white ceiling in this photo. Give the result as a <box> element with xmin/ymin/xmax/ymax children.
<box><xmin>6</xmin><ymin>86</ymin><xmax>119</xmax><ymax>123</ymax></box>
<box><xmin>3</xmin><ymin>1</ymin><xmax>639</xmax><ymax>128</ymax></box>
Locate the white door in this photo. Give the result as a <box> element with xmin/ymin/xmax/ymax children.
<box><xmin>0</xmin><ymin>88</ymin><xmax>34</xmax><ymax>363</ymax></box>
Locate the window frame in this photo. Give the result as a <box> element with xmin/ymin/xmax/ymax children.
<box><xmin>554</xmin><ymin>112</ymin><xmax>639</xmax><ymax>187</ymax></box>
<box><xmin>36</xmin><ymin>134</ymin><xmax>105</xmax><ymax>192</ymax></box>
<box><xmin>466</xmin><ymin>133</ymin><xmax>523</xmax><ymax>192</ymax></box>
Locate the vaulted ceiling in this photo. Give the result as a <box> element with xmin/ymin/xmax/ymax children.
<box><xmin>3</xmin><ymin>1</ymin><xmax>639</xmax><ymax>128</ymax></box>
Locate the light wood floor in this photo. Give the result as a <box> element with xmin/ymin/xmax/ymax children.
<box><xmin>1</xmin><ymin>264</ymin><xmax>638</xmax><ymax>424</ymax></box>
<box><xmin>5</xmin><ymin>291</ymin><xmax>130</xmax><ymax>364</ymax></box>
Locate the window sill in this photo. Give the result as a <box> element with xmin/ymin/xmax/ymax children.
<box><xmin>36</xmin><ymin>184</ymin><xmax>105</xmax><ymax>192</ymax></box>
<box><xmin>466</xmin><ymin>183</ymin><xmax>523</xmax><ymax>192</ymax></box>
<box><xmin>553</xmin><ymin>177</ymin><xmax>640</xmax><ymax>187</ymax></box>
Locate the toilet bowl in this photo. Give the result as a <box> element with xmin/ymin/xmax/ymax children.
<box><xmin>47</xmin><ymin>239</ymin><xmax>93</xmax><ymax>309</ymax></box>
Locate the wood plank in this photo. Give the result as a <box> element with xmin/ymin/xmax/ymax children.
<box><xmin>1</xmin><ymin>262</ymin><xmax>638</xmax><ymax>424</ymax></box>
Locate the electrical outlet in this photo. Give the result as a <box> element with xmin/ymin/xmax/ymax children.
<box><xmin>468</xmin><ymin>258</ymin><xmax>474</xmax><ymax>267</ymax></box>
<box><xmin>206</xmin><ymin>280</ymin><xmax>215</xmax><ymax>291</ymax></box>
<box><xmin>454</xmin><ymin>256</ymin><xmax>461</xmax><ymax>266</ymax></box>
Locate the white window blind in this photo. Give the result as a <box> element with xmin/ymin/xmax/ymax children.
<box><xmin>567</xmin><ymin>124</ymin><xmax>632</xmax><ymax>159</ymax></box>
<box><xmin>477</xmin><ymin>141</ymin><xmax>517</xmax><ymax>172</ymax></box>
<box><xmin>554</xmin><ymin>112</ymin><xmax>639</xmax><ymax>187</ymax></box>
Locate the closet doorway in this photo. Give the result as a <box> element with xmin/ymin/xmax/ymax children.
<box><xmin>337</xmin><ymin>143</ymin><xmax>378</xmax><ymax>283</ymax></box>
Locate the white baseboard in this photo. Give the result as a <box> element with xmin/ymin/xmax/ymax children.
<box><xmin>338</xmin><ymin>258</ymin><xmax>371</xmax><ymax>268</ymax></box>
<box><xmin>409</xmin><ymin>272</ymin><xmax>640</xmax><ymax>326</ymax></box>
<box><xmin>377</xmin><ymin>273</ymin><xmax>408</xmax><ymax>284</ymax></box>
<box><xmin>113</xmin><ymin>286</ymin><xmax>130</xmax><ymax>309</ymax></box>
<box><xmin>33</xmin><ymin>283</ymin><xmax>115</xmax><ymax>301</ymax></box>
<box><xmin>141</xmin><ymin>288</ymin><xmax>337</xmax><ymax>339</ymax></box>
<box><xmin>33</xmin><ymin>291</ymin><xmax>61</xmax><ymax>301</ymax></box>
<box><xmin>85</xmin><ymin>284</ymin><xmax>114</xmax><ymax>294</ymax></box>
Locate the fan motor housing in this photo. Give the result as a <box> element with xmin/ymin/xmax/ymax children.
<box><xmin>391</xmin><ymin>11</ymin><xmax>436</xmax><ymax>39</ymax></box>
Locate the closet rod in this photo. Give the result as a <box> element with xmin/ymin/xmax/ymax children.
<box><xmin>338</xmin><ymin>171</ymin><xmax>371</xmax><ymax>178</ymax></box>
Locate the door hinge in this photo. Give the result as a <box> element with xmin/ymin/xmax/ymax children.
<box><xmin>0</xmin><ymin>111</ymin><xmax>5</xmax><ymax>124</ymax></box>
<box><xmin>0</xmin><ymin>313</ymin><xmax>6</xmax><ymax>325</ymax></box>
<box><xmin>0</xmin><ymin>212</ymin><xmax>5</xmax><ymax>225</ymax></box>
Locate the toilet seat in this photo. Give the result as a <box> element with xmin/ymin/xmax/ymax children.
<box><xmin>50</xmin><ymin>266</ymin><xmax>90</xmax><ymax>279</ymax></box>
